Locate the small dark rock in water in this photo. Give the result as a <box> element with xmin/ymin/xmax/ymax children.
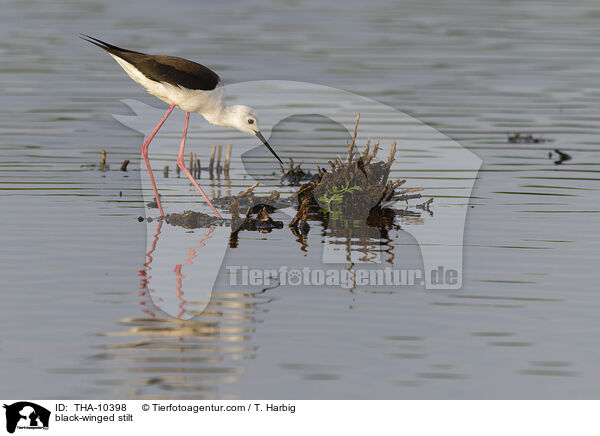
<box><xmin>160</xmin><ymin>210</ymin><xmax>220</xmax><ymax>229</ymax></box>
<box><xmin>507</xmin><ymin>133</ymin><xmax>550</xmax><ymax>144</ymax></box>
<box><xmin>552</xmin><ymin>148</ymin><xmax>571</xmax><ymax>165</ymax></box>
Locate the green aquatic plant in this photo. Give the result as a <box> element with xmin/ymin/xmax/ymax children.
<box><xmin>318</xmin><ymin>181</ymin><xmax>363</xmax><ymax>212</ymax></box>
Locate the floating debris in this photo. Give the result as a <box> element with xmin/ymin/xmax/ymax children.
<box><xmin>416</xmin><ymin>198</ymin><xmax>434</xmax><ymax>216</ymax></box>
<box><xmin>507</xmin><ymin>133</ymin><xmax>550</xmax><ymax>144</ymax></box>
<box><xmin>232</xmin><ymin>202</ymin><xmax>283</xmax><ymax>232</ymax></box>
<box><xmin>281</xmin><ymin>159</ymin><xmax>317</xmax><ymax>185</ymax></box>
<box><xmin>550</xmin><ymin>148</ymin><xmax>572</xmax><ymax>165</ymax></box>
<box><xmin>229</xmin><ymin>184</ymin><xmax>285</xmax><ymax>232</ymax></box>
<box><xmin>212</xmin><ymin>182</ymin><xmax>291</xmax><ymax>210</ymax></box>
<box><xmin>229</xmin><ymin>191</ymin><xmax>284</xmax><ymax>247</ymax></box>
<box><xmin>159</xmin><ymin>210</ymin><xmax>221</xmax><ymax>229</ymax></box>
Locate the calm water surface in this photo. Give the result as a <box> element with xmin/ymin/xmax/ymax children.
<box><xmin>1</xmin><ymin>0</ymin><xmax>599</xmax><ymax>399</ymax></box>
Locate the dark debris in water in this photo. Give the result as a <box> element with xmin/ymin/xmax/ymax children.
<box><xmin>416</xmin><ymin>198</ymin><xmax>434</xmax><ymax>215</ymax></box>
<box><xmin>159</xmin><ymin>211</ymin><xmax>221</xmax><ymax>229</ymax></box>
<box><xmin>507</xmin><ymin>133</ymin><xmax>551</xmax><ymax>144</ymax></box>
<box><xmin>549</xmin><ymin>149</ymin><xmax>572</xmax><ymax>165</ymax></box>
<box><xmin>231</xmin><ymin>199</ymin><xmax>283</xmax><ymax>232</ymax></box>
<box><xmin>211</xmin><ymin>183</ymin><xmax>291</xmax><ymax>210</ymax></box>
<box><xmin>280</xmin><ymin>159</ymin><xmax>318</xmax><ymax>186</ymax></box>
<box><xmin>229</xmin><ymin>200</ymin><xmax>284</xmax><ymax>247</ymax></box>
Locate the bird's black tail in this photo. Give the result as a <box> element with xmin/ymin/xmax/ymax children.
<box><xmin>80</xmin><ymin>34</ymin><xmax>141</xmax><ymax>56</ymax></box>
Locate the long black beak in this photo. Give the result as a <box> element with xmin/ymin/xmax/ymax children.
<box><xmin>255</xmin><ymin>131</ymin><xmax>283</xmax><ymax>166</ymax></box>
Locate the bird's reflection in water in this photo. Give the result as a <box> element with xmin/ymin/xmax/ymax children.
<box><xmin>138</xmin><ymin>220</ymin><xmax>231</xmax><ymax>321</ymax></box>
<box><xmin>172</xmin><ymin>226</ymin><xmax>215</xmax><ymax>319</ymax></box>
<box><xmin>101</xmin><ymin>220</ymin><xmax>277</xmax><ymax>399</ymax></box>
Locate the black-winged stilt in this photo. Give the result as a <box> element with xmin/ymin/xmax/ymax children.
<box><xmin>82</xmin><ymin>35</ymin><xmax>283</xmax><ymax>218</ymax></box>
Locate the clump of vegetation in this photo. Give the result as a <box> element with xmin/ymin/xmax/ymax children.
<box><xmin>290</xmin><ymin>114</ymin><xmax>427</xmax><ymax>228</ymax></box>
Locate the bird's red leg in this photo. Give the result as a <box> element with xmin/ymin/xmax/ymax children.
<box><xmin>141</xmin><ymin>104</ymin><xmax>176</xmax><ymax>216</ymax></box>
<box><xmin>177</xmin><ymin>112</ymin><xmax>223</xmax><ymax>219</ymax></box>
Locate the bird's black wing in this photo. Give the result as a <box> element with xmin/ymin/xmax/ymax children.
<box><xmin>81</xmin><ymin>34</ymin><xmax>221</xmax><ymax>91</ymax></box>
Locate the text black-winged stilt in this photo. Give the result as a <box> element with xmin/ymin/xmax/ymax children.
<box><xmin>82</xmin><ymin>35</ymin><xmax>283</xmax><ymax>218</ymax></box>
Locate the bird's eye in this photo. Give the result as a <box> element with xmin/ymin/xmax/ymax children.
<box><xmin>247</xmin><ymin>119</ymin><xmax>254</xmax><ymax>125</ymax></box>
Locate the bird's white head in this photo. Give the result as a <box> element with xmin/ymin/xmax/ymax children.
<box><xmin>226</xmin><ymin>105</ymin><xmax>260</xmax><ymax>136</ymax></box>
<box><xmin>224</xmin><ymin>105</ymin><xmax>283</xmax><ymax>166</ymax></box>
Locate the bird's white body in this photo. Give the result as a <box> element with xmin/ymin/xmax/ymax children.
<box><xmin>111</xmin><ymin>55</ymin><xmax>226</xmax><ymax>116</ymax></box>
